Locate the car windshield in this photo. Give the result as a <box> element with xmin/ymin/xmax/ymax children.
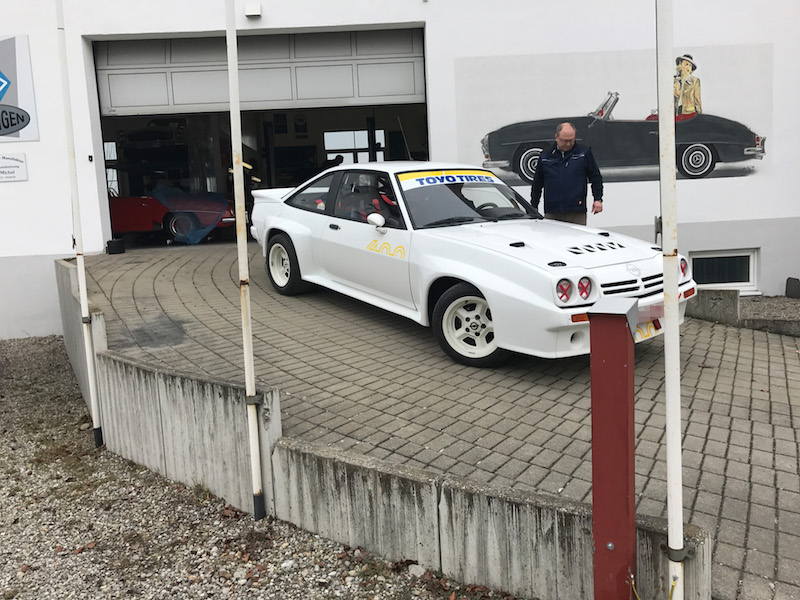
<box><xmin>397</xmin><ymin>169</ymin><xmax>539</xmax><ymax>229</ymax></box>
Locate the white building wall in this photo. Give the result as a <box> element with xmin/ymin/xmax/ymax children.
<box><xmin>1</xmin><ymin>0</ymin><xmax>798</xmax><ymax>338</ymax></box>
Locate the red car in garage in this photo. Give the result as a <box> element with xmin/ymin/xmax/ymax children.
<box><xmin>109</xmin><ymin>186</ymin><xmax>236</xmax><ymax>244</ymax></box>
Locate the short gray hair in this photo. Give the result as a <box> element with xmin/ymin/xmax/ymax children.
<box><xmin>555</xmin><ymin>122</ymin><xmax>577</xmax><ymax>137</ymax></box>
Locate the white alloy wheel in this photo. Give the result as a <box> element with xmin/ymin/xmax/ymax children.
<box><xmin>265</xmin><ymin>233</ymin><xmax>311</xmax><ymax>295</ymax></box>
<box><xmin>440</xmin><ymin>294</ymin><xmax>498</xmax><ymax>359</ymax></box>
<box><xmin>268</xmin><ymin>242</ymin><xmax>291</xmax><ymax>288</ymax></box>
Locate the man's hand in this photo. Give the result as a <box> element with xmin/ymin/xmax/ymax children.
<box><xmin>591</xmin><ymin>200</ymin><xmax>603</xmax><ymax>215</ymax></box>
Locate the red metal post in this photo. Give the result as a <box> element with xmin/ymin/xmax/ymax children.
<box><xmin>589</xmin><ymin>299</ymin><xmax>637</xmax><ymax>600</ymax></box>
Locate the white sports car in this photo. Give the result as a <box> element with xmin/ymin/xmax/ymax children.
<box><xmin>250</xmin><ymin>162</ymin><xmax>696</xmax><ymax>367</ymax></box>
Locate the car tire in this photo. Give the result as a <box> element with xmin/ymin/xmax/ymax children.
<box><xmin>164</xmin><ymin>212</ymin><xmax>200</xmax><ymax>243</ymax></box>
<box><xmin>432</xmin><ymin>283</ymin><xmax>510</xmax><ymax>367</ymax></box>
<box><xmin>513</xmin><ymin>145</ymin><xmax>544</xmax><ymax>184</ymax></box>
<box><xmin>677</xmin><ymin>143</ymin><xmax>716</xmax><ymax>178</ymax></box>
<box><xmin>266</xmin><ymin>233</ymin><xmax>311</xmax><ymax>295</ymax></box>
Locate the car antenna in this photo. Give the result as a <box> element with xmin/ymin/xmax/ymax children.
<box><xmin>397</xmin><ymin>116</ymin><xmax>413</xmax><ymax>160</ymax></box>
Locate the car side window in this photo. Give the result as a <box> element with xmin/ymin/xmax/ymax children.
<box><xmin>332</xmin><ymin>171</ymin><xmax>405</xmax><ymax>229</ymax></box>
<box><xmin>285</xmin><ymin>174</ymin><xmax>335</xmax><ymax>213</ymax></box>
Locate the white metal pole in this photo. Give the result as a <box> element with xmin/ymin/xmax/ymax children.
<box><xmin>655</xmin><ymin>1</ymin><xmax>685</xmax><ymax>598</ymax></box>
<box><xmin>225</xmin><ymin>0</ymin><xmax>265</xmax><ymax>520</ymax></box>
<box><xmin>56</xmin><ymin>0</ymin><xmax>103</xmax><ymax>448</ymax></box>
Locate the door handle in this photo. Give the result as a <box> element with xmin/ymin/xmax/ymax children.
<box><xmin>329</xmin><ymin>223</ymin><xmax>340</xmax><ymax>230</ymax></box>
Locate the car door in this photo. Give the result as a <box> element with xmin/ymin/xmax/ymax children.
<box><xmin>315</xmin><ymin>170</ymin><xmax>414</xmax><ymax>310</ymax></box>
<box><xmin>586</xmin><ymin>118</ymin><xmax>659</xmax><ymax>167</ymax></box>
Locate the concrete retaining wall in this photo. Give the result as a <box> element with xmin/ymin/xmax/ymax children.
<box><xmin>685</xmin><ymin>289</ymin><xmax>740</xmax><ymax>327</ymax></box>
<box><xmin>273</xmin><ymin>438</ymin><xmax>441</xmax><ymax>568</ymax></box>
<box><xmin>95</xmin><ymin>351</ymin><xmax>280</xmax><ymax>513</ymax></box>
<box><xmin>55</xmin><ymin>259</ymin><xmax>97</xmax><ymax>412</ymax></box>
<box><xmin>685</xmin><ymin>288</ymin><xmax>800</xmax><ymax>337</ymax></box>
<box><xmin>273</xmin><ymin>438</ymin><xmax>712</xmax><ymax>600</ymax></box>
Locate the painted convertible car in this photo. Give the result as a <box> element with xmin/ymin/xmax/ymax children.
<box><xmin>250</xmin><ymin>162</ymin><xmax>696</xmax><ymax>366</ymax></box>
<box><xmin>482</xmin><ymin>92</ymin><xmax>766</xmax><ymax>183</ymax></box>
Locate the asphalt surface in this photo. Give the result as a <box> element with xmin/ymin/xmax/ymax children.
<box><xmin>82</xmin><ymin>241</ymin><xmax>800</xmax><ymax>600</ymax></box>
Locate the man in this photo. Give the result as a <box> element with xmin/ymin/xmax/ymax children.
<box><xmin>530</xmin><ymin>122</ymin><xmax>603</xmax><ymax>226</ymax></box>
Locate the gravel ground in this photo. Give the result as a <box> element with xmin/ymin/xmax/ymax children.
<box><xmin>0</xmin><ymin>336</ymin><xmax>515</xmax><ymax>600</ymax></box>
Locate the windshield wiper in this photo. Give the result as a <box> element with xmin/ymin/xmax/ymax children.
<box><xmin>495</xmin><ymin>213</ymin><xmax>535</xmax><ymax>220</ymax></box>
<box><xmin>423</xmin><ymin>216</ymin><xmax>485</xmax><ymax>228</ymax></box>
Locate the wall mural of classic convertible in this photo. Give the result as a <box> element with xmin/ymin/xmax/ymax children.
<box><xmin>481</xmin><ymin>91</ymin><xmax>766</xmax><ymax>183</ymax></box>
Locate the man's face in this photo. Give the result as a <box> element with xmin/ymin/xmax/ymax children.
<box><xmin>555</xmin><ymin>126</ymin><xmax>576</xmax><ymax>152</ymax></box>
<box><xmin>679</xmin><ymin>60</ymin><xmax>693</xmax><ymax>77</ymax></box>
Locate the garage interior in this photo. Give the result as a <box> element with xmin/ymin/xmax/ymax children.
<box><xmin>96</xmin><ymin>28</ymin><xmax>428</xmax><ymax>241</ymax></box>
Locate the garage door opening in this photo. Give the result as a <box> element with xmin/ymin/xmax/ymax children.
<box><xmin>101</xmin><ymin>104</ymin><xmax>428</xmax><ymax>244</ymax></box>
<box><xmin>95</xmin><ymin>29</ymin><xmax>428</xmax><ymax>245</ymax></box>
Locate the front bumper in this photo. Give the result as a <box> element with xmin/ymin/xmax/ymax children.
<box><xmin>491</xmin><ymin>278</ymin><xmax>696</xmax><ymax>360</ymax></box>
<box><xmin>548</xmin><ymin>287</ymin><xmax>694</xmax><ymax>358</ymax></box>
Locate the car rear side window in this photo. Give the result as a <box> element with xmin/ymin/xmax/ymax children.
<box><xmin>286</xmin><ymin>174</ymin><xmax>335</xmax><ymax>213</ymax></box>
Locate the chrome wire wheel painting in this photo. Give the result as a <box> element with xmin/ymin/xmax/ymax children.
<box><xmin>678</xmin><ymin>143</ymin><xmax>715</xmax><ymax>178</ymax></box>
<box><xmin>517</xmin><ymin>147</ymin><xmax>542</xmax><ymax>183</ymax></box>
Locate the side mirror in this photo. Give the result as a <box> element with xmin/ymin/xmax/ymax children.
<box><xmin>367</xmin><ymin>212</ymin><xmax>387</xmax><ymax>231</ymax></box>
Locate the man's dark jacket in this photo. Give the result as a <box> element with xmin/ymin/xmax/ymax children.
<box><xmin>530</xmin><ymin>143</ymin><xmax>603</xmax><ymax>214</ymax></box>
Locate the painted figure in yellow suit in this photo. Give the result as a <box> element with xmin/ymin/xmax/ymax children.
<box><xmin>674</xmin><ymin>54</ymin><xmax>702</xmax><ymax>115</ymax></box>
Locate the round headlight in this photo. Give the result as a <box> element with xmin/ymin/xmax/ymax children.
<box><xmin>557</xmin><ymin>279</ymin><xmax>572</xmax><ymax>303</ymax></box>
<box><xmin>578</xmin><ymin>277</ymin><xmax>592</xmax><ymax>300</ymax></box>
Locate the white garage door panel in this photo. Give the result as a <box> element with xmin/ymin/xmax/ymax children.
<box><xmin>239</xmin><ymin>35</ymin><xmax>291</xmax><ymax>61</ymax></box>
<box><xmin>356</xmin><ymin>30</ymin><xmax>414</xmax><ymax>55</ymax></box>
<box><xmin>109</xmin><ymin>72</ymin><xmax>169</xmax><ymax>107</ymax></box>
<box><xmin>296</xmin><ymin>65</ymin><xmax>354</xmax><ymax>99</ymax></box>
<box><xmin>358</xmin><ymin>62</ymin><xmax>416</xmax><ymax>97</ymax></box>
<box><xmin>172</xmin><ymin>70</ymin><xmax>228</xmax><ymax>104</ymax></box>
<box><xmin>96</xmin><ymin>29</ymin><xmax>424</xmax><ymax>114</ymax></box>
<box><xmin>107</xmin><ymin>40</ymin><xmax>167</xmax><ymax>66</ymax></box>
<box><xmin>294</xmin><ymin>32</ymin><xmax>352</xmax><ymax>58</ymax></box>
<box><xmin>171</xmin><ymin>38</ymin><xmax>227</xmax><ymax>63</ymax></box>
<box><xmin>241</xmin><ymin>68</ymin><xmax>293</xmax><ymax>101</ymax></box>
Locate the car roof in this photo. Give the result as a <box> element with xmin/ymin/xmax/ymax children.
<box><xmin>322</xmin><ymin>161</ymin><xmax>492</xmax><ymax>176</ymax></box>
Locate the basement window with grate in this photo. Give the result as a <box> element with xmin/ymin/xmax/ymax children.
<box><xmin>690</xmin><ymin>249</ymin><xmax>759</xmax><ymax>295</ymax></box>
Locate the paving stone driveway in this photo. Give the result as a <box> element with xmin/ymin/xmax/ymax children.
<box><xmin>83</xmin><ymin>242</ymin><xmax>800</xmax><ymax>600</ymax></box>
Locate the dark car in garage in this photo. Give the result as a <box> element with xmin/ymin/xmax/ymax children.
<box><xmin>482</xmin><ymin>92</ymin><xmax>766</xmax><ymax>183</ymax></box>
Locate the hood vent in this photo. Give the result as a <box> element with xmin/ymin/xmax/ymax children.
<box><xmin>567</xmin><ymin>241</ymin><xmax>626</xmax><ymax>255</ymax></box>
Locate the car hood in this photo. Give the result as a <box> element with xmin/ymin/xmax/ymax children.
<box><xmin>423</xmin><ymin>220</ymin><xmax>660</xmax><ymax>269</ymax></box>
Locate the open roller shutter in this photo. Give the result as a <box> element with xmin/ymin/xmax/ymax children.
<box><xmin>95</xmin><ymin>29</ymin><xmax>425</xmax><ymax>116</ymax></box>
